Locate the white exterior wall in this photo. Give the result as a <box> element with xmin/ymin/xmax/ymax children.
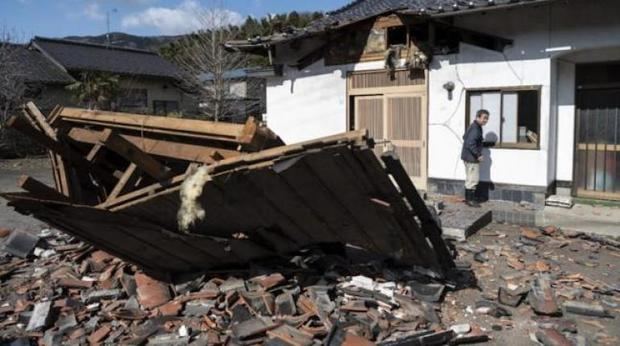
<box><xmin>265</xmin><ymin>60</ymin><xmax>385</xmax><ymax>144</ymax></box>
<box><xmin>555</xmin><ymin>61</ymin><xmax>576</xmax><ymax>182</ymax></box>
<box><xmin>429</xmin><ymin>0</ymin><xmax>620</xmax><ymax>187</ymax></box>
<box><xmin>263</xmin><ymin>0</ymin><xmax>620</xmax><ymax>188</ymax></box>
<box><xmin>429</xmin><ymin>49</ymin><xmax>551</xmax><ymax>186</ymax></box>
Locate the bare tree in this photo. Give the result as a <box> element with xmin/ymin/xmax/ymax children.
<box><xmin>169</xmin><ymin>9</ymin><xmax>263</xmax><ymax>122</ymax></box>
<box><xmin>0</xmin><ymin>28</ymin><xmax>26</xmax><ymax>124</ymax></box>
<box><xmin>0</xmin><ymin>27</ymin><xmax>29</xmax><ymax>157</ymax></box>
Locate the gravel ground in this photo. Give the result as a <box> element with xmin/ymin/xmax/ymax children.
<box><xmin>0</xmin><ymin>157</ymin><xmax>53</xmax><ymax>231</ymax></box>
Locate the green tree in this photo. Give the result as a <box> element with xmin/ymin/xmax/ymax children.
<box><xmin>66</xmin><ymin>72</ymin><xmax>120</xmax><ymax>110</ymax></box>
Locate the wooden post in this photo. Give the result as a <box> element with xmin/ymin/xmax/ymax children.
<box><xmin>102</xmin><ymin>163</ymin><xmax>139</xmax><ymax>207</ymax></box>
<box><xmin>25</xmin><ymin>102</ymin><xmax>58</xmax><ymax>141</ymax></box>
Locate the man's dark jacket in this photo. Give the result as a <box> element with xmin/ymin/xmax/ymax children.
<box><xmin>461</xmin><ymin>121</ymin><xmax>483</xmax><ymax>163</ymax></box>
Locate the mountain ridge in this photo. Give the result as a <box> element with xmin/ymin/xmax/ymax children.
<box><xmin>62</xmin><ymin>32</ymin><xmax>180</xmax><ymax>52</ymax></box>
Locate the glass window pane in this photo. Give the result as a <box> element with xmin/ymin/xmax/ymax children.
<box><xmin>517</xmin><ymin>90</ymin><xmax>539</xmax><ymax>144</ymax></box>
<box><xmin>469</xmin><ymin>93</ymin><xmax>482</xmax><ymax>126</ymax></box>
<box><xmin>481</xmin><ymin>92</ymin><xmax>501</xmax><ymax>143</ymax></box>
<box><xmin>502</xmin><ymin>92</ymin><xmax>518</xmax><ymax>143</ymax></box>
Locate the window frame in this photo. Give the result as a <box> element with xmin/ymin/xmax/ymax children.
<box><xmin>465</xmin><ymin>86</ymin><xmax>542</xmax><ymax>150</ymax></box>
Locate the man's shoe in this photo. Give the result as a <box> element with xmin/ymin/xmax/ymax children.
<box><xmin>465</xmin><ymin>189</ymin><xmax>481</xmax><ymax>208</ymax></box>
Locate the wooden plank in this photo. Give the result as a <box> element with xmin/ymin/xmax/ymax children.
<box><xmin>353</xmin><ymin>149</ymin><xmax>443</xmax><ymax>275</ymax></box>
<box><xmin>207</xmin><ymin>130</ymin><xmax>368</xmax><ymax>175</ymax></box>
<box><xmin>68</xmin><ymin>127</ymin><xmax>239</xmax><ymax>163</ymax></box>
<box><xmin>304</xmin><ymin>152</ymin><xmax>420</xmax><ymax>261</ymax></box>
<box><xmin>25</xmin><ymin>102</ymin><xmax>57</xmax><ymax>140</ymax></box>
<box><xmin>22</xmin><ymin>109</ymin><xmax>43</xmax><ymax>132</ymax></box>
<box><xmin>277</xmin><ymin>154</ymin><xmax>373</xmax><ymax>251</ymax></box>
<box><xmin>102</xmin><ymin>174</ymin><xmax>188</xmax><ymax>210</ymax></box>
<box><xmin>102</xmin><ymin>163</ymin><xmax>138</xmax><ymax>207</ymax></box>
<box><xmin>246</xmin><ymin>168</ymin><xmax>337</xmax><ymax>244</ymax></box>
<box><xmin>59</xmin><ymin>107</ymin><xmax>245</xmax><ymax>139</ymax></box>
<box><xmin>380</xmin><ymin>152</ymin><xmax>455</xmax><ymax>272</ymax></box>
<box><xmin>55</xmin><ymin>155</ymin><xmax>71</xmax><ymax>198</ymax></box>
<box><xmin>98</xmin><ymin>129</ymin><xmax>171</xmax><ymax>181</ymax></box>
<box><xmin>17</xmin><ymin>175</ymin><xmax>70</xmax><ymax>202</ymax></box>
<box><xmin>47</xmin><ymin>105</ymin><xmax>63</xmax><ymax>126</ymax></box>
<box><xmin>6</xmin><ymin>116</ymin><xmax>116</xmax><ymax>187</ymax></box>
<box><xmin>47</xmin><ymin>152</ymin><xmax>62</xmax><ymax>193</ymax></box>
<box><xmin>85</xmin><ymin>144</ymin><xmax>103</xmax><ymax>162</ymax></box>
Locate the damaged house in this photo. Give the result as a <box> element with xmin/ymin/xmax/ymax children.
<box><xmin>227</xmin><ymin>0</ymin><xmax>620</xmax><ymax>203</ymax></box>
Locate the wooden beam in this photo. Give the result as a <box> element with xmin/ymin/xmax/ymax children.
<box><xmin>102</xmin><ymin>163</ymin><xmax>139</xmax><ymax>207</ymax></box>
<box><xmin>59</xmin><ymin>108</ymin><xmax>244</xmax><ymax>139</ymax></box>
<box><xmin>380</xmin><ymin>152</ymin><xmax>455</xmax><ymax>272</ymax></box>
<box><xmin>48</xmin><ymin>105</ymin><xmax>64</xmax><ymax>126</ymax></box>
<box><xmin>98</xmin><ymin>129</ymin><xmax>172</xmax><ymax>181</ymax></box>
<box><xmin>17</xmin><ymin>175</ymin><xmax>70</xmax><ymax>202</ymax></box>
<box><xmin>67</xmin><ymin>127</ymin><xmax>238</xmax><ymax>163</ymax></box>
<box><xmin>55</xmin><ymin>155</ymin><xmax>71</xmax><ymax>198</ymax></box>
<box><xmin>25</xmin><ymin>101</ymin><xmax>57</xmax><ymax>141</ymax></box>
<box><xmin>85</xmin><ymin>144</ymin><xmax>103</xmax><ymax>162</ymax></box>
<box><xmin>6</xmin><ymin>116</ymin><xmax>116</xmax><ymax>187</ymax></box>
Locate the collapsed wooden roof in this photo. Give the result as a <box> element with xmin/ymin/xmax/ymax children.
<box><xmin>2</xmin><ymin>103</ymin><xmax>454</xmax><ymax>279</ymax></box>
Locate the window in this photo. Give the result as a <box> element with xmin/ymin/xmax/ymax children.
<box><xmin>119</xmin><ymin>89</ymin><xmax>148</xmax><ymax>108</ymax></box>
<box><xmin>153</xmin><ymin>100</ymin><xmax>179</xmax><ymax>116</ymax></box>
<box><xmin>466</xmin><ymin>88</ymin><xmax>540</xmax><ymax>149</ymax></box>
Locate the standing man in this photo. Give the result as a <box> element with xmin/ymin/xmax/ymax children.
<box><xmin>461</xmin><ymin>109</ymin><xmax>490</xmax><ymax>207</ymax></box>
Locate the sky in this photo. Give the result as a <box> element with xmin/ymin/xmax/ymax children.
<box><xmin>0</xmin><ymin>0</ymin><xmax>350</xmax><ymax>38</ymax></box>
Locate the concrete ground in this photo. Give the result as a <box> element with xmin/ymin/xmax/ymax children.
<box><xmin>0</xmin><ymin>157</ymin><xmax>53</xmax><ymax>231</ymax></box>
<box><xmin>431</xmin><ymin>194</ymin><xmax>619</xmax><ymax>238</ymax></box>
<box><xmin>541</xmin><ymin>204</ymin><xmax>620</xmax><ymax>237</ymax></box>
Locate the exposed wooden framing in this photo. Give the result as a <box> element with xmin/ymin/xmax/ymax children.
<box><xmin>85</xmin><ymin>144</ymin><xmax>103</xmax><ymax>162</ymax></box>
<box><xmin>3</xmin><ymin>123</ymin><xmax>455</xmax><ymax>277</ymax></box>
<box><xmin>25</xmin><ymin>102</ymin><xmax>58</xmax><ymax>141</ymax></box>
<box><xmin>6</xmin><ymin>115</ymin><xmax>116</xmax><ymax>186</ymax></box>
<box><xmin>60</xmin><ymin>108</ymin><xmax>245</xmax><ymax>140</ymax></box>
<box><xmin>47</xmin><ymin>152</ymin><xmax>62</xmax><ymax>192</ymax></box>
<box><xmin>102</xmin><ymin>163</ymin><xmax>139</xmax><ymax>207</ymax></box>
<box><xmin>103</xmin><ymin>174</ymin><xmax>189</xmax><ymax>210</ymax></box>
<box><xmin>18</xmin><ymin>175</ymin><xmax>70</xmax><ymax>202</ymax></box>
<box><xmin>47</xmin><ymin>105</ymin><xmax>64</xmax><ymax>126</ymax></box>
<box><xmin>22</xmin><ymin>109</ymin><xmax>42</xmax><ymax>132</ymax></box>
<box><xmin>67</xmin><ymin>127</ymin><xmax>238</xmax><ymax>163</ymax></box>
<box><xmin>98</xmin><ymin>129</ymin><xmax>172</xmax><ymax>181</ymax></box>
<box><xmin>55</xmin><ymin>156</ymin><xmax>71</xmax><ymax>198</ymax></box>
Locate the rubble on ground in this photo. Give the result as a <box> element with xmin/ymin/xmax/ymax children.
<box><xmin>1</xmin><ymin>223</ymin><xmax>618</xmax><ymax>345</ymax></box>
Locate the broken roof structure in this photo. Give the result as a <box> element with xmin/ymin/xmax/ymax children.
<box><xmin>2</xmin><ymin>103</ymin><xmax>454</xmax><ymax>280</ymax></box>
<box><xmin>226</xmin><ymin>0</ymin><xmax>554</xmax><ymax>66</ymax></box>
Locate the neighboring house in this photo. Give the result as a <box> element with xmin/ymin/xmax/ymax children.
<box><xmin>198</xmin><ymin>68</ymin><xmax>268</xmax><ymax>123</ymax></box>
<box><xmin>227</xmin><ymin>0</ymin><xmax>620</xmax><ymax>203</ymax></box>
<box><xmin>29</xmin><ymin>37</ymin><xmax>195</xmax><ymax>115</ymax></box>
<box><xmin>2</xmin><ymin>44</ymin><xmax>75</xmax><ymax>112</ymax></box>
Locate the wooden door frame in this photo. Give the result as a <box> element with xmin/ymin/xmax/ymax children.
<box><xmin>346</xmin><ymin>69</ymin><xmax>429</xmax><ymax>189</ymax></box>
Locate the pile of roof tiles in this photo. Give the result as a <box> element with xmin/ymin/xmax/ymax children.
<box><xmin>0</xmin><ymin>227</ymin><xmax>479</xmax><ymax>346</ymax></box>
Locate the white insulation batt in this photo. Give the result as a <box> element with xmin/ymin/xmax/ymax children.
<box><xmin>177</xmin><ymin>166</ymin><xmax>212</xmax><ymax>232</ymax></box>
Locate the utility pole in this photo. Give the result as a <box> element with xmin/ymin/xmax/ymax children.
<box><xmin>106</xmin><ymin>8</ymin><xmax>118</xmax><ymax>47</ymax></box>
